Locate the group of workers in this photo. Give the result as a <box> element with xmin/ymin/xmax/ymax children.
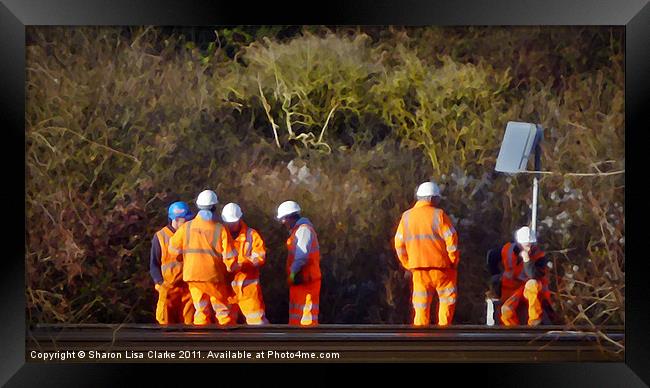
<box><xmin>150</xmin><ymin>181</ymin><xmax>553</xmax><ymax>327</ymax></box>
<box><xmin>150</xmin><ymin>190</ymin><xmax>320</xmax><ymax>326</ymax></box>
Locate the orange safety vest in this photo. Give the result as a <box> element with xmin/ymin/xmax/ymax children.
<box><xmin>168</xmin><ymin>216</ymin><xmax>238</xmax><ymax>283</ymax></box>
<box><xmin>157</xmin><ymin>226</ymin><xmax>183</xmax><ymax>285</ymax></box>
<box><xmin>500</xmin><ymin>242</ymin><xmax>548</xmax><ymax>290</ymax></box>
<box><xmin>394</xmin><ymin>200</ymin><xmax>459</xmax><ymax>269</ymax></box>
<box><xmin>286</xmin><ymin>218</ymin><xmax>321</xmax><ymax>284</ymax></box>
<box><xmin>232</xmin><ymin>222</ymin><xmax>266</xmax><ymax>286</ymax></box>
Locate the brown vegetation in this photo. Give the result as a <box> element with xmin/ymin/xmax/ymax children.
<box><xmin>26</xmin><ymin>26</ymin><xmax>624</xmax><ymax>339</ymax></box>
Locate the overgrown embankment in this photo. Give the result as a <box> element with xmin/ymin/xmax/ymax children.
<box><xmin>26</xmin><ymin>26</ymin><xmax>624</xmax><ymax>327</ymax></box>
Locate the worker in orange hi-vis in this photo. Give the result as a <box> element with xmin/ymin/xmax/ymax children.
<box><xmin>394</xmin><ymin>181</ymin><xmax>460</xmax><ymax>326</ymax></box>
<box><xmin>166</xmin><ymin>189</ymin><xmax>239</xmax><ymax>326</ymax></box>
<box><xmin>276</xmin><ymin>200</ymin><xmax>321</xmax><ymax>326</ymax></box>
<box><xmin>499</xmin><ymin>226</ymin><xmax>552</xmax><ymax>326</ymax></box>
<box><xmin>221</xmin><ymin>202</ymin><xmax>269</xmax><ymax>325</ymax></box>
<box><xmin>150</xmin><ymin>201</ymin><xmax>195</xmax><ymax>324</ymax></box>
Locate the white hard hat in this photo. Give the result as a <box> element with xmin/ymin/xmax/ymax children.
<box><xmin>221</xmin><ymin>202</ymin><xmax>243</xmax><ymax>223</ymax></box>
<box><xmin>416</xmin><ymin>181</ymin><xmax>441</xmax><ymax>197</ymax></box>
<box><xmin>515</xmin><ymin>226</ymin><xmax>537</xmax><ymax>244</ymax></box>
<box><xmin>196</xmin><ymin>190</ymin><xmax>219</xmax><ymax>208</ymax></box>
<box><xmin>276</xmin><ymin>200</ymin><xmax>301</xmax><ymax>220</ymax></box>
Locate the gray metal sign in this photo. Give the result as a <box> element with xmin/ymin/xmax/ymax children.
<box><xmin>496</xmin><ymin>121</ymin><xmax>542</xmax><ymax>173</ymax></box>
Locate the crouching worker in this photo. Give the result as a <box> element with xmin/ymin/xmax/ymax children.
<box><xmin>394</xmin><ymin>181</ymin><xmax>460</xmax><ymax>327</ymax></box>
<box><xmin>277</xmin><ymin>201</ymin><xmax>321</xmax><ymax>326</ymax></box>
<box><xmin>221</xmin><ymin>203</ymin><xmax>269</xmax><ymax>325</ymax></box>
<box><xmin>167</xmin><ymin>190</ymin><xmax>239</xmax><ymax>325</ymax></box>
<box><xmin>150</xmin><ymin>201</ymin><xmax>195</xmax><ymax>324</ymax></box>
<box><xmin>498</xmin><ymin>226</ymin><xmax>555</xmax><ymax>326</ymax></box>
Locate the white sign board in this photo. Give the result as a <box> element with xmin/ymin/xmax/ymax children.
<box><xmin>495</xmin><ymin>121</ymin><xmax>540</xmax><ymax>173</ymax></box>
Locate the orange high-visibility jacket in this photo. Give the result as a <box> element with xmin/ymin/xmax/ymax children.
<box><xmin>500</xmin><ymin>242</ymin><xmax>548</xmax><ymax>290</ymax></box>
<box><xmin>394</xmin><ymin>200</ymin><xmax>459</xmax><ymax>269</ymax></box>
<box><xmin>156</xmin><ymin>226</ymin><xmax>183</xmax><ymax>285</ymax></box>
<box><xmin>167</xmin><ymin>216</ymin><xmax>238</xmax><ymax>283</ymax></box>
<box><xmin>286</xmin><ymin>218</ymin><xmax>321</xmax><ymax>283</ymax></box>
<box><xmin>232</xmin><ymin>221</ymin><xmax>266</xmax><ymax>284</ymax></box>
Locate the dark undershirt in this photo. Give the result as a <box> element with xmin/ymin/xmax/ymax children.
<box><xmin>513</xmin><ymin>244</ymin><xmax>547</xmax><ymax>279</ymax></box>
<box><xmin>488</xmin><ymin>243</ymin><xmax>547</xmax><ymax>280</ymax></box>
<box><xmin>149</xmin><ymin>223</ymin><xmax>176</xmax><ymax>285</ymax></box>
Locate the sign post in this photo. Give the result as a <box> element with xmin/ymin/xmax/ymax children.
<box><xmin>495</xmin><ymin>121</ymin><xmax>544</xmax><ymax>231</ymax></box>
<box><xmin>531</xmin><ymin>124</ymin><xmax>543</xmax><ymax>234</ymax></box>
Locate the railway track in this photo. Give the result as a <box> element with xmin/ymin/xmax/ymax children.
<box><xmin>27</xmin><ymin>324</ymin><xmax>624</xmax><ymax>362</ymax></box>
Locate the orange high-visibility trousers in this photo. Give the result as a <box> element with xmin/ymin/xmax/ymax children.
<box><xmin>155</xmin><ymin>283</ymin><xmax>195</xmax><ymax>324</ymax></box>
<box><xmin>500</xmin><ymin>283</ymin><xmax>521</xmax><ymax>304</ymax></box>
<box><xmin>411</xmin><ymin>268</ymin><xmax>457</xmax><ymax>326</ymax></box>
<box><xmin>232</xmin><ymin>278</ymin><xmax>268</xmax><ymax>325</ymax></box>
<box><xmin>501</xmin><ymin>279</ymin><xmax>544</xmax><ymax>326</ymax></box>
<box><xmin>187</xmin><ymin>281</ymin><xmax>236</xmax><ymax>326</ymax></box>
<box><xmin>289</xmin><ymin>280</ymin><xmax>320</xmax><ymax>326</ymax></box>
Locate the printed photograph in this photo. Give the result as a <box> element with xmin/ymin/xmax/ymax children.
<box><xmin>26</xmin><ymin>25</ymin><xmax>624</xmax><ymax>361</ymax></box>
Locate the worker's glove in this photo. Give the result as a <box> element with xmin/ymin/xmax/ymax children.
<box><xmin>154</xmin><ymin>284</ymin><xmax>161</xmax><ymax>292</ymax></box>
<box><xmin>288</xmin><ymin>271</ymin><xmax>303</xmax><ymax>286</ymax></box>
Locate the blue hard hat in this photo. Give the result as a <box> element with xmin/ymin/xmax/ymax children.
<box><xmin>168</xmin><ymin>201</ymin><xmax>193</xmax><ymax>221</ymax></box>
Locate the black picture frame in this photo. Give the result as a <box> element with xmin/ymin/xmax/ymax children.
<box><xmin>2</xmin><ymin>0</ymin><xmax>647</xmax><ymax>385</ymax></box>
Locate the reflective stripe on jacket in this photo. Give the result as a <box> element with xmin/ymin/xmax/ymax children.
<box><xmin>286</xmin><ymin>218</ymin><xmax>321</xmax><ymax>283</ymax></box>
<box><xmin>168</xmin><ymin>216</ymin><xmax>238</xmax><ymax>283</ymax></box>
<box><xmin>232</xmin><ymin>222</ymin><xmax>266</xmax><ymax>287</ymax></box>
<box><xmin>394</xmin><ymin>200</ymin><xmax>459</xmax><ymax>269</ymax></box>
